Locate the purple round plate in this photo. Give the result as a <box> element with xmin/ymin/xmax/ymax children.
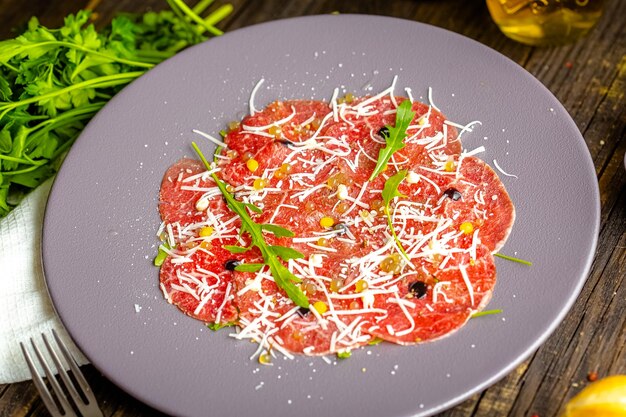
<box><xmin>42</xmin><ymin>15</ymin><xmax>599</xmax><ymax>417</ymax></box>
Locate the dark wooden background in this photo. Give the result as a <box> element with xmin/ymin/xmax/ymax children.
<box><xmin>0</xmin><ymin>0</ymin><xmax>624</xmax><ymax>416</ymax></box>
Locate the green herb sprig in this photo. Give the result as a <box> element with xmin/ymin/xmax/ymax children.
<box><xmin>336</xmin><ymin>351</ymin><xmax>351</xmax><ymax>359</ymax></box>
<box><xmin>382</xmin><ymin>169</ymin><xmax>411</xmax><ymax>262</ymax></box>
<box><xmin>494</xmin><ymin>253</ymin><xmax>533</xmax><ymax>266</ymax></box>
<box><xmin>471</xmin><ymin>309</ymin><xmax>503</xmax><ymax>318</ymax></box>
<box><xmin>207</xmin><ymin>321</ymin><xmax>235</xmax><ymax>331</ymax></box>
<box><xmin>0</xmin><ymin>0</ymin><xmax>233</xmax><ymax>217</ymax></box>
<box><xmin>368</xmin><ymin>99</ymin><xmax>415</xmax><ymax>181</ymax></box>
<box><xmin>192</xmin><ymin>142</ymin><xmax>309</xmax><ymax>308</ymax></box>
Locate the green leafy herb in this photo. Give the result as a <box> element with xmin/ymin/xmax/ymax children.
<box><xmin>494</xmin><ymin>253</ymin><xmax>533</xmax><ymax>266</ymax></box>
<box><xmin>245</xmin><ymin>203</ymin><xmax>263</xmax><ymax>214</ymax></box>
<box><xmin>382</xmin><ymin>169</ymin><xmax>411</xmax><ymax>262</ymax></box>
<box><xmin>337</xmin><ymin>351</ymin><xmax>352</xmax><ymax>359</ymax></box>
<box><xmin>192</xmin><ymin>142</ymin><xmax>309</xmax><ymax>308</ymax></box>
<box><xmin>368</xmin><ymin>100</ymin><xmax>415</xmax><ymax>181</ymax></box>
<box><xmin>471</xmin><ymin>309</ymin><xmax>503</xmax><ymax>318</ymax></box>
<box><xmin>153</xmin><ymin>243</ymin><xmax>171</xmax><ymax>266</ymax></box>
<box><xmin>261</xmin><ymin>223</ymin><xmax>294</xmax><ymax>237</ymax></box>
<box><xmin>0</xmin><ymin>0</ymin><xmax>233</xmax><ymax>217</ymax></box>
<box><xmin>367</xmin><ymin>337</ymin><xmax>383</xmax><ymax>346</ymax></box>
<box><xmin>207</xmin><ymin>321</ymin><xmax>235</xmax><ymax>331</ymax></box>
<box><xmin>270</xmin><ymin>245</ymin><xmax>305</xmax><ymax>261</ymax></box>
<box><xmin>223</xmin><ymin>245</ymin><xmax>250</xmax><ymax>254</ymax></box>
<box><xmin>234</xmin><ymin>263</ymin><xmax>264</xmax><ymax>272</ymax></box>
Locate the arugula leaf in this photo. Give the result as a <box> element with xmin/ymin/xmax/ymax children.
<box><xmin>261</xmin><ymin>223</ymin><xmax>295</xmax><ymax>237</ymax></box>
<box><xmin>234</xmin><ymin>263</ymin><xmax>265</xmax><ymax>272</ymax></box>
<box><xmin>270</xmin><ymin>245</ymin><xmax>304</xmax><ymax>261</ymax></box>
<box><xmin>382</xmin><ymin>170</ymin><xmax>411</xmax><ymax>262</ymax></box>
<box><xmin>223</xmin><ymin>245</ymin><xmax>250</xmax><ymax>254</ymax></box>
<box><xmin>244</xmin><ymin>202</ymin><xmax>262</xmax><ymax>214</ymax></box>
<box><xmin>368</xmin><ymin>99</ymin><xmax>415</xmax><ymax>181</ymax></box>
<box><xmin>192</xmin><ymin>142</ymin><xmax>309</xmax><ymax>308</ymax></box>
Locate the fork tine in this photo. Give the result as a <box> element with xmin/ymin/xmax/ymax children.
<box><xmin>43</xmin><ymin>332</ymin><xmax>86</xmax><ymax>412</ymax></box>
<box><xmin>51</xmin><ymin>330</ymin><xmax>104</xmax><ymax>417</ymax></box>
<box><xmin>21</xmin><ymin>341</ymin><xmax>64</xmax><ymax>417</ymax></box>
<box><xmin>28</xmin><ymin>338</ymin><xmax>77</xmax><ymax>417</ymax></box>
<box><xmin>51</xmin><ymin>330</ymin><xmax>95</xmax><ymax>401</ymax></box>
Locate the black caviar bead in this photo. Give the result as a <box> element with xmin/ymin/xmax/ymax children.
<box><xmin>443</xmin><ymin>188</ymin><xmax>462</xmax><ymax>201</ymax></box>
<box><xmin>225</xmin><ymin>259</ymin><xmax>241</xmax><ymax>271</ymax></box>
<box><xmin>333</xmin><ymin>223</ymin><xmax>348</xmax><ymax>235</ymax></box>
<box><xmin>378</xmin><ymin>126</ymin><xmax>390</xmax><ymax>139</ymax></box>
<box><xmin>297</xmin><ymin>307</ymin><xmax>310</xmax><ymax>317</ymax></box>
<box><xmin>408</xmin><ymin>281</ymin><xmax>428</xmax><ymax>299</ymax></box>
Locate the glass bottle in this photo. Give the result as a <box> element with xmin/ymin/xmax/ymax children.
<box><xmin>486</xmin><ymin>0</ymin><xmax>604</xmax><ymax>46</ymax></box>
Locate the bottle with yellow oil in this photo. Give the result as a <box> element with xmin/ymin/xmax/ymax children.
<box><xmin>486</xmin><ymin>0</ymin><xmax>604</xmax><ymax>46</ymax></box>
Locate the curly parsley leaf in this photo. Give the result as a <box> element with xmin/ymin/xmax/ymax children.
<box><xmin>0</xmin><ymin>1</ymin><xmax>232</xmax><ymax>217</ymax></box>
<box><xmin>368</xmin><ymin>99</ymin><xmax>415</xmax><ymax>181</ymax></box>
<box><xmin>192</xmin><ymin>142</ymin><xmax>309</xmax><ymax>308</ymax></box>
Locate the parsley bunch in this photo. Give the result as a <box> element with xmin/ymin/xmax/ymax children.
<box><xmin>0</xmin><ymin>0</ymin><xmax>232</xmax><ymax>217</ymax></box>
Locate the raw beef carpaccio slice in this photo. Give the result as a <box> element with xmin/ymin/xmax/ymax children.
<box><xmin>156</xmin><ymin>92</ymin><xmax>515</xmax><ymax>357</ymax></box>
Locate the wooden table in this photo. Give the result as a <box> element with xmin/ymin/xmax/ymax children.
<box><xmin>0</xmin><ymin>0</ymin><xmax>624</xmax><ymax>416</ymax></box>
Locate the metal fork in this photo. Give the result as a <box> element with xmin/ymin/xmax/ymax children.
<box><xmin>20</xmin><ymin>329</ymin><xmax>104</xmax><ymax>417</ymax></box>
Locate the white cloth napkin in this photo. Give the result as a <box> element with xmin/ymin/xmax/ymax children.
<box><xmin>0</xmin><ymin>179</ymin><xmax>87</xmax><ymax>384</ymax></box>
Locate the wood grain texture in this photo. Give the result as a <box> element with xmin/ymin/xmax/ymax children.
<box><xmin>0</xmin><ymin>0</ymin><xmax>624</xmax><ymax>416</ymax></box>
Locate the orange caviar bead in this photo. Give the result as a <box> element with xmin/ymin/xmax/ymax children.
<box><xmin>312</xmin><ymin>301</ymin><xmax>328</xmax><ymax>315</ymax></box>
<box><xmin>253</xmin><ymin>178</ymin><xmax>268</xmax><ymax>190</ymax></box>
<box><xmin>371</xmin><ymin>199</ymin><xmax>385</xmax><ymax>212</ymax></box>
<box><xmin>335</xmin><ymin>201</ymin><xmax>349</xmax><ymax>214</ymax></box>
<box><xmin>460</xmin><ymin>222</ymin><xmax>474</xmax><ymax>235</ymax></box>
<box><xmin>380</xmin><ymin>254</ymin><xmax>402</xmax><ymax>274</ymax></box>
<box><xmin>319</xmin><ymin>216</ymin><xmax>335</xmax><ymax>228</ymax></box>
<box><xmin>258</xmin><ymin>352</ymin><xmax>271</xmax><ymax>365</ymax></box>
<box><xmin>268</xmin><ymin>125</ymin><xmax>281</xmax><ymax>137</ymax></box>
<box><xmin>330</xmin><ymin>278</ymin><xmax>344</xmax><ymax>293</ymax></box>
<box><xmin>199</xmin><ymin>226</ymin><xmax>214</xmax><ymax>237</ymax></box>
<box><xmin>305</xmin><ymin>282</ymin><xmax>318</xmax><ymax>295</ymax></box>
<box><xmin>355</xmin><ymin>280</ymin><xmax>369</xmax><ymax>293</ymax></box>
<box><xmin>246</xmin><ymin>159</ymin><xmax>259</xmax><ymax>172</ymax></box>
<box><xmin>349</xmin><ymin>301</ymin><xmax>360</xmax><ymax>310</ymax></box>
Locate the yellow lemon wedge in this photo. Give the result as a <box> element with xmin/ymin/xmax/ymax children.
<box><xmin>560</xmin><ymin>375</ymin><xmax>626</xmax><ymax>417</ymax></box>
